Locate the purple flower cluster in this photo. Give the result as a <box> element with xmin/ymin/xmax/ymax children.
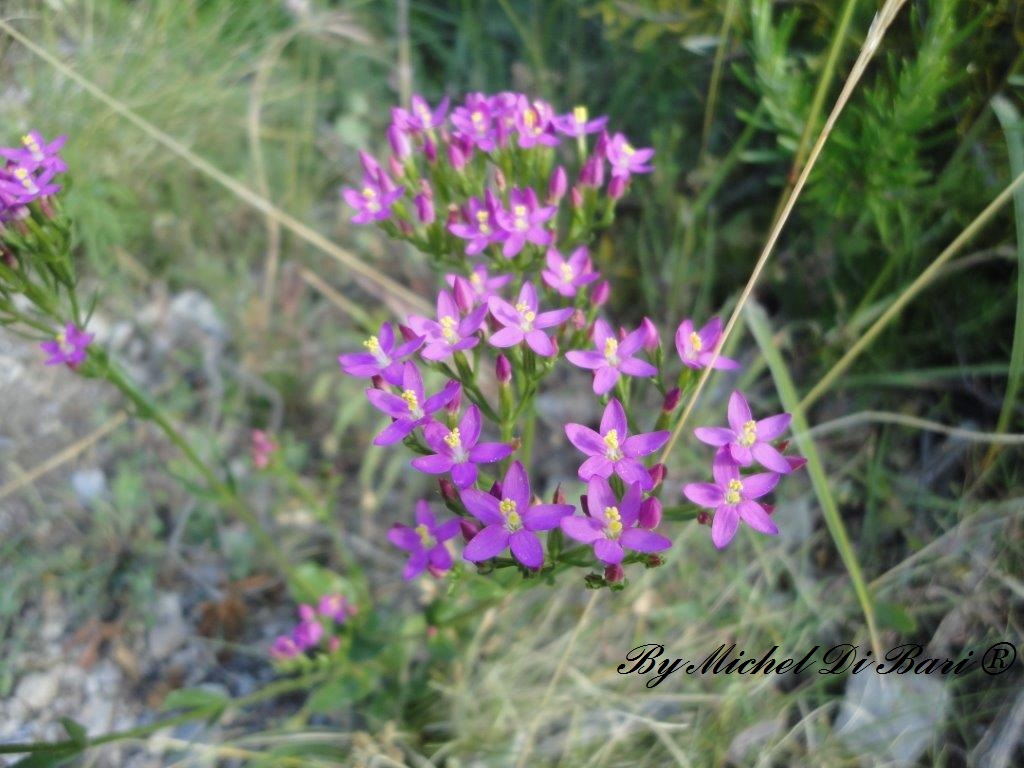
<box><xmin>40</xmin><ymin>323</ymin><xmax>93</xmax><ymax>368</ymax></box>
<box><xmin>270</xmin><ymin>594</ymin><xmax>355</xmax><ymax>660</ymax></box>
<box><xmin>0</xmin><ymin>131</ymin><xmax>66</xmax><ymax>222</ymax></box>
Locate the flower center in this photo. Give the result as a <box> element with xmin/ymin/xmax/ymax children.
<box><xmin>739</xmin><ymin>420</ymin><xmax>757</xmax><ymax>447</ymax></box>
<box><xmin>470</xmin><ymin>272</ymin><xmax>483</xmax><ymax>288</ymax></box>
<box><xmin>559</xmin><ymin>263</ymin><xmax>575</xmax><ymax>283</ymax></box>
<box><xmin>55</xmin><ymin>331</ymin><xmax>72</xmax><ymax>354</ymax></box>
<box><xmin>361</xmin><ymin>186</ymin><xmax>377</xmax><ymax>199</ymax></box>
<box><xmin>603</xmin><ymin>429</ymin><xmax>623</xmax><ymax>461</ymax></box>
<box><xmin>689</xmin><ymin>332</ymin><xmax>703</xmax><ymax>352</ymax></box>
<box><xmin>603</xmin><ymin>337</ymin><xmax>619</xmax><ymax>364</ymax></box>
<box><xmin>499</xmin><ymin>498</ymin><xmax>523</xmax><ymax>532</ymax></box>
<box><xmin>415</xmin><ymin>524</ymin><xmax>436</xmax><ymax>549</ymax></box>
<box><xmin>416</xmin><ymin>104</ymin><xmax>432</xmax><ymax>127</ymax></box>
<box><xmin>725</xmin><ymin>478</ymin><xmax>743</xmax><ymax>505</ymax></box>
<box><xmin>513</xmin><ymin>204</ymin><xmax>529</xmax><ymax>231</ymax></box>
<box><xmin>13</xmin><ymin>167</ymin><xmax>37</xmax><ymax>193</ymax></box>
<box><xmin>401</xmin><ymin>389</ymin><xmax>423</xmax><ymax>418</ymax></box>
<box><xmin>444</xmin><ymin>427</ymin><xmax>462</xmax><ymax>450</ymax></box>
<box><xmin>604</xmin><ymin>506</ymin><xmax>623</xmax><ymax>539</ymax></box>
<box><xmin>623</xmin><ymin>142</ymin><xmax>635</xmax><ymax>157</ymax></box>
<box><xmin>363</xmin><ymin>335</ymin><xmax>389</xmax><ymax>365</ymax></box>
<box><xmin>573</xmin><ymin>105</ymin><xmax>588</xmax><ymax>125</ymax></box>
<box><xmin>21</xmin><ymin>134</ymin><xmax>42</xmax><ymax>158</ymax></box>
<box><xmin>475</xmin><ymin>209</ymin><xmax>490</xmax><ymax>234</ymax></box>
<box><xmin>523</xmin><ymin>109</ymin><xmax>537</xmax><ymax>128</ymax></box>
<box><xmin>440</xmin><ymin>315</ymin><xmax>460</xmax><ymax>344</ymax></box>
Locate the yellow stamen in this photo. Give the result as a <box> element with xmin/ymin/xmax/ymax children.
<box><xmin>559</xmin><ymin>263</ymin><xmax>575</xmax><ymax>283</ymax></box>
<box><xmin>604</xmin><ymin>506</ymin><xmax>623</xmax><ymax>538</ymax></box>
<box><xmin>689</xmin><ymin>332</ymin><xmax>703</xmax><ymax>352</ymax></box>
<box><xmin>603</xmin><ymin>429</ymin><xmax>623</xmax><ymax>460</ymax></box>
<box><xmin>499</xmin><ymin>498</ymin><xmax>522</xmax><ymax>531</ymax></box>
<box><xmin>573</xmin><ymin>105</ymin><xmax>588</xmax><ymax>124</ymax></box>
<box><xmin>470</xmin><ymin>272</ymin><xmax>483</xmax><ymax>287</ymax></box>
<box><xmin>604</xmin><ymin>337</ymin><xmax>619</xmax><ymax>361</ymax></box>
<box><xmin>440</xmin><ymin>315</ymin><xmax>459</xmax><ymax>344</ymax></box>
<box><xmin>401</xmin><ymin>389</ymin><xmax>421</xmax><ymax>415</ymax></box>
<box><xmin>361</xmin><ymin>186</ymin><xmax>376</xmax><ymax>199</ymax></box>
<box><xmin>415</xmin><ymin>524</ymin><xmax>436</xmax><ymax>548</ymax></box>
<box><xmin>725</xmin><ymin>479</ymin><xmax>743</xmax><ymax>505</ymax></box>
<box><xmin>471</xmin><ymin>111</ymin><xmax>484</xmax><ymax>124</ymax></box>
<box><xmin>443</xmin><ymin>427</ymin><xmax>462</xmax><ymax>450</ymax></box>
<box><xmin>363</xmin><ymin>335</ymin><xmax>381</xmax><ymax>354</ymax></box>
<box><xmin>739</xmin><ymin>420</ymin><xmax>757</xmax><ymax>447</ymax></box>
<box><xmin>523</xmin><ymin>109</ymin><xmax>537</xmax><ymax>128</ymax></box>
<box><xmin>623</xmin><ymin>142</ymin><xmax>635</xmax><ymax>156</ymax></box>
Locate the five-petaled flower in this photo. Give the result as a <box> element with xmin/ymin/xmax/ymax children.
<box><xmin>387</xmin><ymin>500</ymin><xmax>461</xmax><ymax>580</ymax></box>
<box><xmin>694</xmin><ymin>391</ymin><xmax>793</xmax><ymax>474</ymax></box>
<box><xmin>40</xmin><ymin>323</ymin><xmax>93</xmax><ymax>368</ymax></box>
<box><xmin>406</xmin><ymin>290</ymin><xmax>488</xmax><ymax>361</ymax></box>
<box><xmin>448</xmin><ymin>192</ymin><xmax>504</xmax><ymax>256</ymax></box>
<box><xmin>488</xmin><ymin>282</ymin><xmax>573</xmax><ymax>357</ymax></box>
<box><xmin>564</xmin><ymin>398</ymin><xmax>669</xmax><ymax>490</ymax></box>
<box><xmin>451</xmin><ymin>93</ymin><xmax>498</xmax><ymax>152</ymax></box>
<box><xmin>392</xmin><ymin>93</ymin><xmax>449</xmax><ymax>135</ymax></box>
<box><xmin>514</xmin><ymin>97</ymin><xmax>559</xmax><ymax>149</ymax></box>
<box><xmin>338</xmin><ymin>321</ymin><xmax>423</xmax><ymax>386</ymax></box>
<box><xmin>675</xmin><ymin>317</ymin><xmax>740</xmax><ymax>371</ymax></box>
<box><xmin>365</xmin><ymin>362</ymin><xmax>460</xmax><ymax>445</ymax></box>
<box><xmin>541</xmin><ymin>246</ymin><xmax>600</xmax><ymax>298</ymax></box>
<box><xmin>411</xmin><ymin>404</ymin><xmax>512</xmax><ymax>487</ymax></box>
<box><xmin>318</xmin><ymin>594</ymin><xmax>355</xmax><ymax>624</ymax></box>
<box><xmin>461</xmin><ymin>461</ymin><xmax>574</xmax><ymax>569</ymax></box>
<box><xmin>495</xmin><ymin>187</ymin><xmax>555</xmax><ymax>258</ymax></box>
<box><xmin>552</xmin><ymin>105</ymin><xmax>608</xmax><ymax>138</ymax></box>
<box><xmin>683</xmin><ymin>451</ymin><xmax>780</xmax><ymax>549</ymax></box>
<box><xmin>0</xmin><ymin>131</ymin><xmax>67</xmax><ymax>173</ymax></box>
<box><xmin>445</xmin><ymin>264</ymin><xmax>512</xmax><ymax>307</ymax></box>
<box><xmin>560</xmin><ymin>477</ymin><xmax>671</xmax><ymax>565</ymax></box>
<box><xmin>292</xmin><ymin>604</ymin><xmax>324</xmax><ymax>650</ymax></box>
<box><xmin>605</xmin><ymin>132</ymin><xmax>654</xmax><ymax>178</ymax></box>
<box><xmin>0</xmin><ymin>164</ymin><xmax>61</xmax><ymax>205</ymax></box>
<box><xmin>341</xmin><ymin>174</ymin><xmax>404</xmax><ymax>224</ymax></box>
<box><xmin>566</xmin><ymin>319</ymin><xmax>657</xmax><ymax>395</ymax></box>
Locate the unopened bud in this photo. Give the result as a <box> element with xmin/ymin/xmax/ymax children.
<box><xmin>398</xmin><ymin>324</ymin><xmax>419</xmax><ymax>343</ymax></box>
<box><xmin>662</xmin><ymin>388</ymin><xmax>681</xmax><ymax>413</ymax></box>
<box><xmin>570</xmin><ymin>186</ymin><xmax>584</xmax><ymax>209</ymax></box>
<box><xmin>494</xmin><ymin>167</ymin><xmax>507</xmax><ymax>193</ymax></box>
<box><xmin>572</xmin><ymin>309</ymin><xmax>587</xmax><ymax>330</ymax></box>
<box><xmin>388</xmin><ymin>154</ymin><xmax>405</xmax><ymax>180</ymax></box>
<box><xmin>608</xmin><ymin>174</ymin><xmax>628</xmax><ymax>200</ymax></box>
<box><xmin>448</xmin><ymin>141</ymin><xmax>467</xmax><ymax>170</ymax></box>
<box><xmin>370</xmin><ymin>374</ymin><xmax>387</xmax><ymax>390</ymax></box>
<box><xmin>594</xmin><ymin>130</ymin><xmax>609</xmax><ymax>156</ymax></box>
<box><xmin>552</xmin><ymin>484</ymin><xmax>566</xmax><ymax>505</ymax></box>
<box><xmin>697</xmin><ymin>511</ymin><xmax>710</xmax><ymax>526</ymax></box>
<box><xmin>414</xmin><ymin>193</ymin><xmax>435</xmax><ymax>224</ymax></box>
<box><xmin>548</xmin><ymin>165</ymin><xmax>567</xmax><ymax>204</ymax></box>
<box><xmin>446</xmin><ymin>204</ymin><xmax>461</xmax><ymax>227</ymax></box>
<box><xmin>387</xmin><ymin>124</ymin><xmax>411</xmax><ymax>160</ymax></box>
<box><xmin>787</xmin><ymin>456</ymin><xmax>807</xmax><ymax>472</ymax></box>
<box><xmin>439</xmin><ymin>477</ymin><xmax>458</xmax><ymax>504</ymax></box>
<box><xmin>640</xmin><ymin>317</ymin><xmax>659</xmax><ymax>352</ymax></box>
<box><xmin>459</xmin><ymin>518</ymin><xmax>481</xmax><ymax>541</ymax></box>
<box><xmin>453</xmin><ymin>276</ymin><xmax>475</xmax><ymax>312</ymax></box>
<box><xmin>446</xmin><ymin>384</ymin><xmax>462</xmax><ymax>415</ymax></box>
<box><xmin>592</xmin><ymin>281</ymin><xmax>611</xmax><ymax>306</ymax></box>
<box><xmin>358</xmin><ymin>150</ymin><xmax>381</xmax><ymax>177</ymax></box>
<box><xmin>580</xmin><ymin>154</ymin><xmax>604</xmax><ymax>188</ymax></box>
<box><xmin>398</xmin><ymin>220</ymin><xmax>413</xmax><ymax>236</ymax></box>
<box><xmin>763</xmin><ymin>504</ymin><xmax>776</xmax><ymax>516</ymax></box>
<box><xmin>423</xmin><ymin>136</ymin><xmax>437</xmax><ymax>162</ymax></box>
<box><xmin>648</xmin><ymin>463</ymin><xmax>666</xmax><ymax>490</ymax></box>
<box><xmin>496</xmin><ymin>354</ymin><xmax>512</xmax><ymax>384</ymax></box>
<box><xmin>604</xmin><ymin>563</ymin><xmax>625</xmax><ymax>583</ymax></box>
<box><xmin>580</xmin><ymin>493</ymin><xmax>589</xmax><ymax>515</ymax></box>
<box><xmin>638</xmin><ymin>497</ymin><xmax>662</xmax><ymax>529</ymax></box>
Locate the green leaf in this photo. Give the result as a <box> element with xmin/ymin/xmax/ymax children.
<box><xmin>160</xmin><ymin>687</ymin><xmax>230</xmax><ymax>714</ymax></box>
<box><xmin>58</xmin><ymin>718</ymin><xmax>87</xmax><ymax>747</ymax></box>
<box><xmin>306</xmin><ymin>672</ymin><xmax>375</xmax><ymax>714</ymax></box>
<box><xmin>10</xmin><ymin>748</ymin><xmax>80</xmax><ymax>768</ymax></box>
<box><xmin>875</xmin><ymin>601</ymin><xmax>918</xmax><ymax>634</ymax></box>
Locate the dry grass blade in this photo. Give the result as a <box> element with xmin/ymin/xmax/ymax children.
<box><xmin>659</xmin><ymin>0</ymin><xmax>909</xmax><ymax>463</ymax></box>
<box><xmin>802</xmin><ymin>411</ymin><xmax>1024</xmax><ymax>444</ymax></box>
<box><xmin>0</xmin><ymin>18</ymin><xmax>430</xmax><ymax>317</ymax></box>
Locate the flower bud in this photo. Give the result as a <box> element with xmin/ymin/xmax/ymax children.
<box><xmin>662</xmin><ymin>388</ymin><xmax>681</xmax><ymax>413</ymax></box>
<box><xmin>494</xmin><ymin>167</ymin><xmax>507</xmax><ymax>193</ymax></box>
<box><xmin>604</xmin><ymin>563</ymin><xmax>624</xmax><ymax>583</ymax></box>
<box><xmin>787</xmin><ymin>455</ymin><xmax>807</xmax><ymax>472</ymax></box>
<box><xmin>548</xmin><ymin>165</ymin><xmax>567</xmax><ymax>204</ymax></box>
<box><xmin>398</xmin><ymin>220</ymin><xmax>413</xmax><ymax>236</ymax></box>
<box><xmin>426</xmin><ymin>625</ymin><xmax>439</xmax><ymax>638</ymax></box>
<box><xmin>638</xmin><ymin>497</ymin><xmax>662</xmax><ymax>529</ymax></box>
<box><xmin>697</xmin><ymin>511</ymin><xmax>710</xmax><ymax>526</ymax></box>
<box><xmin>648</xmin><ymin>463</ymin><xmax>666</xmax><ymax>490</ymax></box>
<box><xmin>427</xmin><ymin>564</ymin><xmax>448</xmax><ymax>578</ymax></box>
<box><xmin>592</xmin><ymin>280</ymin><xmax>611</xmax><ymax>306</ymax></box>
<box><xmin>358</xmin><ymin>150</ymin><xmax>381</xmax><ymax>177</ymax></box>
<box><xmin>594</xmin><ymin>130</ymin><xmax>609</xmax><ymax>157</ymax></box>
<box><xmin>763</xmin><ymin>504</ymin><xmax>776</xmax><ymax>516</ymax></box>
<box><xmin>448</xmin><ymin>141</ymin><xmax>467</xmax><ymax>170</ymax></box>
<box><xmin>387</xmin><ymin>124</ymin><xmax>411</xmax><ymax>160</ymax></box>
<box><xmin>640</xmin><ymin>317</ymin><xmax>659</xmax><ymax>352</ymax></box>
<box><xmin>397</xmin><ymin>324</ymin><xmax>418</xmax><ymax>343</ymax></box>
<box><xmin>446</xmin><ymin>204</ymin><xmax>461</xmax><ymax>228</ymax></box>
<box><xmin>572</xmin><ymin>309</ymin><xmax>587</xmax><ymax>330</ymax></box>
<box><xmin>459</xmin><ymin>518</ymin><xmax>481</xmax><ymax>542</ymax></box>
<box><xmin>423</xmin><ymin>136</ymin><xmax>437</xmax><ymax>163</ymax></box>
<box><xmin>414</xmin><ymin>192</ymin><xmax>435</xmax><ymax>224</ymax></box>
<box><xmin>453</xmin><ymin>276</ymin><xmax>475</xmax><ymax>313</ymax></box>
<box><xmin>370</xmin><ymin>374</ymin><xmax>387</xmax><ymax>390</ymax></box>
<box><xmin>495</xmin><ymin>354</ymin><xmax>512</xmax><ymax>384</ymax></box>
<box><xmin>439</xmin><ymin>477</ymin><xmax>458</xmax><ymax>504</ymax></box>
<box><xmin>446</xmin><ymin>383</ymin><xmax>462</xmax><ymax>415</ymax></box>
<box><xmin>580</xmin><ymin>154</ymin><xmax>604</xmax><ymax>188</ymax></box>
<box><xmin>608</xmin><ymin>174</ymin><xmax>628</xmax><ymax>200</ymax></box>
<box><xmin>552</xmin><ymin>484</ymin><xmax>566</xmax><ymax>505</ymax></box>
<box><xmin>646</xmin><ymin>555</ymin><xmax>663</xmax><ymax>568</ymax></box>
<box><xmin>579</xmin><ymin>493</ymin><xmax>589</xmax><ymax>516</ymax></box>
<box><xmin>570</xmin><ymin>185</ymin><xmax>584</xmax><ymax>209</ymax></box>
<box><xmin>388</xmin><ymin>154</ymin><xmax>405</xmax><ymax>180</ymax></box>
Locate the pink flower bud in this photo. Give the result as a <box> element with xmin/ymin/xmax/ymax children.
<box><xmin>697</xmin><ymin>511</ymin><xmax>710</xmax><ymax>526</ymax></box>
<box><xmin>453</xmin><ymin>276</ymin><xmax>475</xmax><ymax>312</ymax></box>
<box><xmin>572</xmin><ymin>309</ymin><xmax>587</xmax><ymax>330</ymax></box>
<box><xmin>548</xmin><ymin>165</ymin><xmax>567</xmax><ymax>204</ymax></box>
<box><xmin>550</xmin><ymin>336</ymin><xmax>560</xmax><ymax>356</ymax></box>
<box><xmin>580</xmin><ymin>493</ymin><xmax>589</xmax><ymax>516</ymax></box>
<box><xmin>494</xmin><ymin>167</ymin><xmax>507</xmax><ymax>193</ymax></box>
<box><xmin>398</xmin><ymin>220</ymin><xmax>413</xmax><ymax>236</ymax></box>
<box><xmin>448</xmin><ymin>141</ymin><xmax>467</xmax><ymax>170</ymax></box>
<box><xmin>446</xmin><ymin>383</ymin><xmax>462</xmax><ymax>415</ymax></box>
<box><xmin>595</xmin><ymin>130</ymin><xmax>609</xmax><ymax>157</ymax></box>
<box><xmin>387</xmin><ymin>124</ymin><xmax>411</xmax><ymax>160</ymax></box>
<box><xmin>570</xmin><ymin>186</ymin><xmax>584</xmax><ymax>209</ymax></box>
<box><xmin>552</xmin><ymin>484</ymin><xmax>566</xmax><ymax>505</ymax></box>
<box><xmin>495</xmin><ymin>354</ymin><xmax>512</xmax><ymax>384</ymax></box>
<box><xmin>358</xmin><ymin>150</ymin><xmax>381</xmax><ymax>177</ymax></box>
<box><xmin>640</xmin><ymin>317</ymin><xmax>660</xmax><ymax>352</ymax></box>
<box><xmin>426</xmin><ymin>625</ymin><xmax>439</xmax><ymax>638</ymax></box>
<box><xmin>328</xmin><ymin>636</ymin><xmax>341</xmax><ymax>653</ymax></box>
<box><xmin>787</xmin><ymin>456</ymin><xmax>808</xmax><ymax>472</ymax></box>
<box><xmin>638</xmin><ymin>497</ymin><xmax>662</xmax><ymax>529</ymax></box>
<box><xmin>388</xmin><ymin>154</ymin><xmax>404</xmax><ymax>180</ymax></box>
<box><xmin>414</xmin><ymin>193</ymin><xmax>435</xmax><ymax>224</ymax></box>
<box><xmin>580</xmin><ymin>154</ymin><xmax>604</xmax><ymax>188</ymax></box>
<box><xmin>763</xmin><ymin>504</ymin><xmax>776</xmax><ymax>516</ymax></box>
<box><xmin>459</xmin><ymin>518</ymin><xmax>481</xmax><ymax>542</ymax></box>
<box><xmin>604</xmin><ymin>563</ymin><xmax>624</xmax><ymax>583</ymax></box>
<box><xmin>648</xmin><ymin>463</ymin><xmax>667</xmax><ymax>489</ymax></box>
<box><xmin>423</xmin><ymin>136</ymin><xmax>437</xmax><ymax>163</ymax></box>
<box><xmin>396</xmin><ymin>324</ymin><xmax>417</xmax><ymax>343</ymax></box>
<box><xmin>446</xmin><ymin>204</ymin><xmax>461</xmax><ymax>227</ymax></box>
<box><xmin>662</xmin><ymin>388</ymin><xmax>681</xmax><ymax>413</ymax></box>
<box><xmin>592</xmin><ymin>280</ymin><xmax>611</xmax><ymax>306</ymax></box>
<box><xmin>608</xmin><ymin>174</ymin><xmax>628</xmax><ymax>200</ymax></box>
<box><xmin>439</xmin><ymin>477</ymin><xmax>458</xmax><ymax>504</ymax></box>
<box><xmin>370</xmin><ymin>374</ymin><xmax>387</xmax><ymax>390</ymax></box>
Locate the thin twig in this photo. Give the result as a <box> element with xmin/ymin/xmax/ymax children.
<box><xmin>800</xmin><ymin>410</ymin><xmax>1024</xmax><ymax>445</ymax></box>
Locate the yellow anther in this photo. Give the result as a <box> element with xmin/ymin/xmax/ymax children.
<box><xmin>415</xmin><ymin>524</ymin><xmax>436</xmax><ymax>548</ymax></box>
<box><xmin>515</xmin><ymin>301</ymin><xmax>530</xmax><ymax>314</ymax></box>
<box><xmin>523</xmin><ymin>109</ymin><xmax>537</xmax><ymax>128</ymax></box>
<box><xmin>573</xmin><ymin>106</ymin><xmax>588</xmax><ymax>124</ymax></box>
<box><xmin>363</xmin><ymin>335</ymin><xmax>381</xmax><ymax>354</ymax></box>
<box><xmin>500</xmin><ymin>498</ymin><xmax>523</xmax><ymax>531</ymax></box>
<box><xmin>739</xmin><ymin>420</ymin><xmax>757</xmax><ymax>447</ymax></box>
<box><xmin>361</xmin><ymin>186</ymin><xmax>376</xmax><ymax>199</ymax></box>
<box><xmin>603</xmin><ymin>429</ymin><xmax>622</xmax><ymax>459</ymax></box>
<box><xmin>443</xmin><ymin>428</ymin><xmax>462</xmax><ymax>449</ymax></box>
<box><xmin>604</xmin><ymin>337</ymin><xmax>619</xmax><ymax>361</ymax></box>
<box><xmin>13</xmin><ymin>168</ymin><xmax>28</xmax><ymax>180</ymax></box>
<box><xmin>470</xmin><ymin>272</ymin><xmax>483</xmax><ymax>287</ymax></box>
<box><xmin>499</xmin><ymin>498</ymin><xmax>517</xmax><ymax>516</ymax></box>
<box><xmin>513</xmin><ymin>205</ymin><xmax>527</xmax><ymax>217</ymax></box>
<box><xmin>559</xmin><ymin>263</ymin><xmax>575</xmax><ymax>282</ymax></box>
<box><xmin>689</xmin><ymin>332</ymin><xmax>703</xmax><ymax>352</ymax></box>
<box><xmin>522</xmin><ymin>310</ymin><xmax>536</xmax><ymax>324</ymax></box>
<box><xmin>440</xmin><ymin>315</ymin><xmax>459</xmax><ymax>343</ymax></box>
<box><xmin>604</xmin><ymin>506</ymin><xmax>623</xmax><ymax>538</ymax></box>
<box><xmin>366</xmin><ymin>201</ymin><xmax>381</xmax><ymax>213</ymax></box>
<box><xmin>623</xmin><ymin>142</ymin><xmax>635</xmax><ymax>156</ymax></box>
<box><xmin>401</xmin><ymin>389</ymin><xmax>421</xmax><ymax>414</ymax></box>
<box><xmin>471</xmin><ymin>111</ymin><xmax>484</xmax><ymax>123</ymax></box>
<box><xmin>725</xmin><ymin>479</ymin><xmax>743</xmax><ymax>505</ymax></box>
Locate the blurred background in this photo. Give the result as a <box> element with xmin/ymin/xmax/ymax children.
<box><xmin>0</xmin><ymin>0</ymin><xmax>1022</xmax><ymax>765</ymax></box>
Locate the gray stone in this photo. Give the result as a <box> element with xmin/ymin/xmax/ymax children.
<box><xmin>71</xmin><ymin>468</ymin><xmax>107</xmax><ymax>505</ymax></box>
<box><xmin>15</xmin><ymin>670</ymin><xmax>59</xmax><ymax>710</ymax></box>
<box><xmin>148</xmin><ymin>593</ymin><xmax>188</xmax><ymax>660</ymax></box>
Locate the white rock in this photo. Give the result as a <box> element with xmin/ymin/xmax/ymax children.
<box><xmin>15</xmin><ymin>670</ymin><xmax>60</xmax><ymax>710</ymax></box>
<box><xmin>148</xmin><ymin>593</ymin><xmax>188</xmax><ymax>660</ymax></box>
<box><xmin>71</xmin><ymin>468</ymin><xmax>107</xmax><ymax>505</ymax></box>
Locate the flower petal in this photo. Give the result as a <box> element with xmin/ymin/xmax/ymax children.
<box><xmin>560</xmin><ymin>516</ymin><xmax>603</xmax><ymax>543</ymax></box>
<box><xmin>600</xmin><ymin>398</ymin><xmax>627</xmax><ymax>437</ymax></box>
<box><xmin>489</xmin><ymin>326</ymin><xmax>525</xmax><ymax>348</ymax></box>
<box><xmin>618</xmin><ymin>357</ymin><xmax>657</xmax><ymax>377</ymax></box>
<box><xmin>463</xmin><ymin>524</ymin><xmax>509</xmax><ymax>562</ymax></box>
<box><xmin>623</xmin><ymin>430</ymin><xmax>670</xmax><ymax>457</ymax></box>
<box><xmin>711</xmin><ymin>506</ymin><xmax>740</xmax><ymax>549</ymax></box>
<box><xmin>451</xmin><ymin>461</ymin><xmax>478</xmax><ymax>488</ymax></box>
<box><xmin>525</xmin><ymin>329</ymin><xmax>554</xmax><ymax>357</ymax></box>
<box><xmin>578</xmin><ymin>454</ymin><xmax>613</xmax><ymax>481</ymax></box>
<box><xmin>683</xmin><ymin>482</ymin><xmax>724</xmax><ymax>508</ymax></box>
<box><xmin>510</xmin><ymin>530</ymin><xmax>543</xmax><ymax>568</ymax></box>
<box><xmin>524</xmin><ymin>503</ymin><xmax>574</xmax><ymax>531</ymax></box>
<box><xmin>469</xmin><ymin>442</ymin><xmax>513</xmax><ymax>463</ymax></box>
<box><xmin>727</xmin><ymin>391</ymin><xmax>752</xmax><ymax>432</ymax></box>
<box><xmin>738</xmin><ymin>500</ymin><xmax>779</xmax><ymax>536</ymax></box>
<box><xmin>565</xmin><ymin>350</ymin><xmax>605</xmax><ymax>370</ymax></box>
<box><xmin>460</xmin><ymin>489</ymin><xmax>503</xmax><ymax>524</ymax></box>
<box><xmin>387</xmin><ymin>524</ymin><xmax>420</xmax><ymax>551</ymax></box>
<box><xmin>502</xmin><ymin>461</ymin><xmax>530</xmax><ymax>508</ymax></box>
<box><xmin>594</xmin><ymin>538</ymin><xmax>623</xmax><ymax>565</ymax></box>
<box><xmin>565</xmin><ymin>423</ymin><xmax>605</xmax><ymax>456</ymax></box>
<box><xmin>751</xmin><ymin>442</ymin><xmax>793</xmax><ymax>474</ymax></box>
<box><xmin>460</xmin><ymin>405</ymin><xmax>482</xmax><ymax>446</ymax></box>
<box><xmin>620</xmin><ymin>528</ymin><xmax>672</xmax><ymax>553</ymax></box>
<box><xmin>741</xmin><ymin>472</ymin><xmax>779</xmax><ymax>499</ymax></box>
<box><xmin>586</xmin><ymin>476</ymin><xmax>617</xmax><ymax>518</ymax></box>
<box><xmin>593</xmin><ymin>366</ymin><xmax>619</xmax><ymax>395</ymax></box>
